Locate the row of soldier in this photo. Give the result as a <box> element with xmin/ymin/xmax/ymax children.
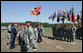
<box><xmin>52</xmin><ymin>23</ymin><xmax>82</xmax><ymax>44</ymax></box>
<box><xmin>7</xmin><ymin>21</ymin><xmax>44</xmax><ymax>52</ymax></box>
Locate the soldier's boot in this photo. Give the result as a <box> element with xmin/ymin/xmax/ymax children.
<box><xmin>67</xmin><ymin>38</ymin><xmax>69</xmax><ymax>42</ymax></box>
<box><xmin>64</xmin><ymin>37</ymin><xmax>66</xmax><ymax>41</ymax></box>
<box><xmin>78</xmin><ymin>36</ymin><xmax>80</xmax><ymax>39</ymax></box>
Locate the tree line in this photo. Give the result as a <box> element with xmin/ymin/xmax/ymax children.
<box><xmin>1</xmin><ymin>22</ymin><xmax>80</xmax><ymax>27</ymax></box>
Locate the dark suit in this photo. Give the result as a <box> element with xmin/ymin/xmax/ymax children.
<box><xmin>10</xmin><ymin>26</ymin><xmax>17</xmax><ymax>49</ymax></box>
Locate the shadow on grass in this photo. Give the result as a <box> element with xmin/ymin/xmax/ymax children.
<box><xmin>43</xmin><ymin>36</ymin><xmax>54</xmax><ymax>40</ymax></box>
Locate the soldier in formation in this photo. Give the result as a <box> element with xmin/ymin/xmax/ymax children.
<box><xmin>52</xmin><ymin>24</ymin><xmax>82</xmax><ymax>44</ymax></box>
<box><xmin>76</xmin><ymin>24</ymin><xmax>82</xmax><ymax>39</ymax></box>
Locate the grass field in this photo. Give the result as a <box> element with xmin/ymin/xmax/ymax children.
<box><xmin>1</xmin><ymin>27</ymin><xmax>82</xmax><ymax>52</ymax></box>
<box><xmin>1</xmin><ymin>30</ymin><xmax>6</xmax><ymax>33</ymax></box>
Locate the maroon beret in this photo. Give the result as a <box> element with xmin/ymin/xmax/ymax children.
<box><xmin>26</xmin><ymin>21</ymin><xmax>32</xmax><ymax>23</ymax></box>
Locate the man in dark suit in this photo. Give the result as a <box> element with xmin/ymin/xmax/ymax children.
<box><xmin>10</xmin><ymin>23</ymin><xmax>17</xmax><ymax>49</ymax></box>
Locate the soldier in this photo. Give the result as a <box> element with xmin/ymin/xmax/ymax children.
<box><xmin>61</xmin><ymin>25</ymin><xmax>64</xmax><ymax>41</ymax></box>
<box><xmin>18</xmin><ymin>25</ymin><xmax>24</xmax><ymax>45</ymax></box>
<box><xmin>55</xmin><ymin>25</ymin><xmax>58</xmax><ymax>39</ymax></box>
<box><xmin>78</xmin><ymin>24</ymin><xmax>82</xmax><ymax>39</ymax></box>
<box><xmin>58</xmin><ymin>25</ymin><xmax>61</xmax><ymax>40</ymax></box>
<box><xmin>63</xmin><ymin>24</ymin><xmax>66</xmax><ymax>41</ymax></box>
<box><xmin>10</xmin><ymin>23</ymin><xmax>17</xmax><ymax>49</ymax></box>
<box><xmin>52</xmin><ymin>25</ymin><xmax>56</xmax><ymax>40</ymax></box>
<box><xmin>7</xmin><ymin>23</ymin><xmax>11</xmax><ymax>45</ymax></box>
<box><xmin>56</xmin><ymin>25</ymin><xmax>59</xmax><ymax>40</ymax></box>
<box><xmin>71</xmin><ymin>24</ymin><xmax>77</xmax><ymax>44</ymax></box>
<box><xmin>26</xmin><ymin>21</ymin><xmax>37</xmax><ymax>51</ymax></box>
<box><xmin>33</xmin><ymin>24</ymin><xmax>38</xmax><ymax>49</ymax></box>
<box><xmin>76</xmin><ymin>24</ymin><xmax>79</xmax><ymax>39</ymax></box>
<box><xmin>60</xmin><ymin>25</ymin><xmax>63</xmax><ymax>40</ymax></box>
<box><xmin>68</xmin><ymin>24</ymin><xmax>72</xmax><ymax>42</ymax></box>
<box><xmin>19</xmin><ymin>25</ymin><xmax>33</xmax><ymax>52</ymax></box>
<box><xmin>37</xmin><ymin>24</ymin><xmax>44</xmax><ymax>44</ymax></box>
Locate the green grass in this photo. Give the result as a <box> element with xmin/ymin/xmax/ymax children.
<box><xmin>44</xmin><ymin>27</ymin><xmax>52</xmax><ymax>36</ymax></box>
<box><xmin>1</xmin><ymin>28</ymin><xmax>52</xmax><ymax>36</ymax></box>
<box><xmin>1</xmin><ymin>30</ymin><xmax>7</xmax><ymax>35</ymax></box>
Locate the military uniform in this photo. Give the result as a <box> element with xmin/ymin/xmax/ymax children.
<box><xmin>33</xmin><ymin>27</ymin><xmax>38</xmax><ymax>49</ymax></box>
<box><xmin>7</xmin><ymin>25</ymin><xmax>11</xmax><ymax>45</ymax></box>
<box><xmin>18</xmin><ymin>26</ymin><xmax>24</xmax><ymax>45</ymax></box>
<box><xmin>71</xmin><ymin>25</ymin><xmax>76</xmax><ymax>43</ymax></box>
<box><xmin>64</xmin><ymin>25</ymin><xmax>67</xmax><ymax>41</ymax></box>
<box><xmin>19</xmin><ymin>29</ymin><xmax>32</xmax><ymax>52</ymax></box>
<box><xmin>37</xmin><ymin>25</ymin><xmax>44</xmax><ymax>43</ymax></box>
<box><xmin>27</xmin><ymin>26</ymin><xmax>38</xmax><ymax>50</ymax></box>
<box><xmin>56</xmin><ymin>25</ymin><xmax>59</xmax><ymax>40</ymax></box>
<box><xmin>52</xmin><ymin>25</ymin><xmax>56</xmax><ymax>39</ymax></box>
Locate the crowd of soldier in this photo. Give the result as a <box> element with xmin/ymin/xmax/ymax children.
<box><xmin>7</xmin><ymin>21</ymin><xmax>44</xmax><ymax>52</ymax></box>
<box><xmin>52</xmin><ymin>23</ymin><xmax>82</xmax><ymax>44</ymax></box>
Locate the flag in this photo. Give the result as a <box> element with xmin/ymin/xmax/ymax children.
<box><xmin>73</xmin><ymin>13</ymin><xmax>76</xmax><ymax>23</ymax></box>
<box><xmin>48</xmin><ymin>12</ymin><xmax>54</xmax><ymax>19</ymax></box>
<box><xmin>48</xmin><ymin>12</ymin><xmax>56</xmax><ymax>21</ymax></box>
<box><xmin>59</xmin><ymin>10</ymin><xmax>62</xmax><ymax>14</ymax></box>
<box><xmin>69</xmin><ymin>9</ymin><xmax>71</xmax><ymax>15</ymax></box>
<box><xmin>35</xmin><ymin>6</ymin><xmax>41</xmax><ymax>12</ymax></box>
<box><xmin>76</xmin><ymin>14</ymin><xmax>80</xmax><ymax>23</ymax></box>
<box><xmin>30</xmin><ymin>6</ymin><xmax>41</xmax><ymax>15</ymax></box>
<box><xmin>81</xmin><ymin>10</ymin><xmax>82</xmax><ymax>17</ymax></box>
<box><xmin>66</xmin><ymin>9</ymin><xmax>69</xmax><ymax>14</ymax></box>
<box><xmin>52</xmin><ymin>12</ymin><xmax>56</xmax><ymax>21</ymax></box>
<box><xmin>66</xmin><ymin>9</ymin><xmax>71</xmax><ymax>21</ymax></box>
<box><xmin>67</xmin><ymin>12</ymin><xmax>70</xmax><ymax>21</ymax></box>
<box><xmin>71</xmin><ymin>12</ymin><xmax>76</xmax><ymax>23</ymax></box>
<box><xmin>57</xmin><ymin>16</ymin><xmax>60</xmax><ymax>22</ymax></box>
<box><xmin>57</xmin><ymin>12</ymin><xmax>60</xmax><ymax>22</ymax></box>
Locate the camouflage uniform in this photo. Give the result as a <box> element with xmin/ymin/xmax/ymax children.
<box><xmin>7</xmin><ymin>24</ymin><xmax>11</xmax><ymax>45</ymax></box>
<box><xmin>19</xmin><ymin>29</ymin><xmax>32</xmax><ymax>52</ymax></box>
<box><xmin>71</xmin><ymin>25</ymin><xmax>77</xmax><ymax>42</ymax></box>
<box><xmin>27</xmin><ymin>26</ymin><xmax>37</xmax><ymax>50</ymax></box>
<box><xmin>37</xmin><ymin>25</ymin><xmax>44</xmax><ymax>42</ymax></box>
<box><xmin>33</xmin><ymin>27</ymin><xmax>38</xmax><ymax>49</ymax></box>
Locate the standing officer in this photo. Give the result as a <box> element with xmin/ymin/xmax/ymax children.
<box><xmin>76</xmin><ymin>24</ymin><xmax>79</xmax><ymax>39</ymax></box>
<box><xmin>37</xmin><ymin>24</ymin><xmax>44</xmax><ymax>44</ymax></box>
<box><xmin>71</xmin><ymin>24</ymin><xmax>77</xmax><ymax>44</ymax></box>
<box><xmin>18</xmin><ymin>25</ymin><xmax>24</xmax><ymax>46</ymax></box>
<box><xmin>52</xmin><ymin>25</ymin><xmax>56</xmax><ymax>40</ymax></box>
<box><xmin>56</xmin><ymin>25</ymin><xmax>59</xmax><ymax>40</ymax></box>
<box><xmin>79</xmin><ymin>24</ymin><xmax>82</xmax><ymax>39</ymax></box>
<box><xmin>10</xmin><ymin>23</ymin><xmax>17</xmax><ymax>49</ymax></box>
<box><xmin>7</xmin><ymin>23</ymin><xmax>11</xmax><ymax>45</ymax></box>
<box><xmin>26</xmin><ymin>21</ymin><xmax>37</xmax><ymax>51</ymax></box>
<box><xmin>19</xmin><ymin>24</ymin><xmax>33</xmax><ymax>52</ymax></box>
<box><xmin>33</xmin><ymin>24</ymin><xmax>38</xmax><ymax>49</ymax></box>
<box><xmin>63</xmin><ymin>24</ymin><xmax>66</xmax><ymax>41</ymax></box>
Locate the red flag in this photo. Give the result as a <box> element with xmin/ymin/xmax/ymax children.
<box><xmin>35</xmin><ymin>6</ymin><xmax>41</xmax><ymax>12</ymax></box>
<box><xmin>59</xmin><ymin>10</ymin><xmax>62</xmax><ymax>13</ymax></box>
<box><xmin>71</xmin><ymin>13</ymin><xmax>76</xmax><ymax>23</ymax></box>
<box><xmin>30</xmin><ymin>6</ymin><xmax>41</xmax><ymax>15</ymax></box>
<box><xmin>67</xmin><ymin>9</ymin><xmax>69</xmax><ymax>13</ymax></box>
<box><xmin>73</xmin><ymin>13</ymin><xmax>76</xmax><ymax>23</ymax></box>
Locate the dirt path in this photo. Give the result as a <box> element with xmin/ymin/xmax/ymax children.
<box><xmin>1</xmin><ymin>31</ymin><xmax>82</xmax><ymax>52</ymax></box>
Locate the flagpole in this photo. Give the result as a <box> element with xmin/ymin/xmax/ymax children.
<box><xmin>52</xmin><ymin>20</ymin><xmax>53</xmax><ymax>26</ymax></box>
<box><xmin>37</xmin><ymin>15</ymin><xmax>39</xmax><ymax>25</ymax></box>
